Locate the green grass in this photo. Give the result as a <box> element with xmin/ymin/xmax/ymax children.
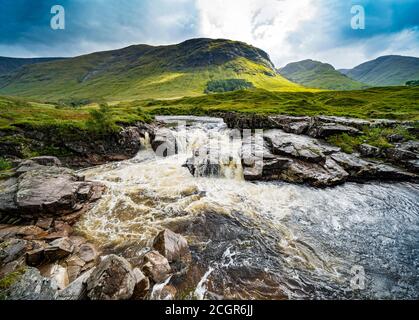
<box><xmin>0</xmin><ymin>85</ymin><xmax>417</xmax><ymax>160</ymax></box>
<box><xmin>140</xmin><ymin>86</ymin><xmax>419</xmax><ymax>121</ymax></box>
<box><xmin>327</xmin><ymin>126</ymin><xmax>415</xmax><ymax>154</ymax></box>
<box><xmin>0</xmin><ymin>157</ymin><xmax>12</xmax><ymax>171</ymax></box>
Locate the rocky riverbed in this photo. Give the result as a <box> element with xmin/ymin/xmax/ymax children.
<box><xmin>0</xmin><ymin>114</ymin><xmax>418</xmax><ymax>300</ymax></box>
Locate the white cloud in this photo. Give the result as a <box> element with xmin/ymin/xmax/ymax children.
<box><xmin>196</xmin><ymin>0</ymin><xmax>317</xmax><ymax>67</ymax></box>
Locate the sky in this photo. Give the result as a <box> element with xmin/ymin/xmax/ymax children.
<box><xmin>0</xmin><ymin>0</ymin><xmax>418</xmax><ymax>68</ymax></box>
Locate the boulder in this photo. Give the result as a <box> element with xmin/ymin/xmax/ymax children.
<box><xmin>5</xmin><ymin>267</ymin><xmax>57</xmax><ymax>300</ymax></box>
<box><xmin>398</xmin><ymin>140</ymin><xmax>419</xmax><ymax>153</ymax></box>
<box><xmin>77</xmin><ymin>243</ymin><xmax>99</xmax><ymax>263</ymax></box>
<box><xmin>64</xmin><ymin>255</ymin><xmax>86</xmax><ymax>283</ymax></box>
<box><xmin>153</xmin><ymin>229</ymin><xmax>191</xmax><ymax>263</ymax></box>
<box><xmin>183</xmin><ymin>147</ymin><xmax>221</xmax><ymax>177</ymax></box>
<box><xmin>0</xmin><ymin>165</ymin><xmax>105</xmax><ymax>219</ymax></box>
<box><xmin>331</xmin><ymin>152</ymin><xmax>416</xmax><ymax>182</ymax></box>
<box><xmin>0</xmin><ymin>239</ymin><xmax>27</xmax><ymax>264</ymax></box>
<box><xmin>385</xmin><ymin>147</ymin><xmax>417</xmax><ymax>162</ymax></box>
<box><xmin>56</xmin><ymin>268</ymin><xmax>96</xmax><ymax>300</ymax></box>
<box><xmin>359</xmin><ymin>144</ymin><xmax>382</xmax><ymax>158</ymax></box>
<box><xmin>16</xmin><ymin>225</ymin><xmax>47</xmax><ymax>239</ymax></box>
<box><xmin>263</xmin><ymin>130</ymin><xmax>338</xmax><ymax>163</ymax></box>
<box><xmin>151</xmin><ymin>128</ymin><xmax>178</xmax><ymax>157</ymax></box>
<box><xmin>29</xmin><ymin>156</ymin><xmax>62</xmax><ymax>167</ymax></box>
<box><xmin>307</xmin><ymin>123</ymin><xmax>360</xmax><ymax>138</ymax></box>
<box><xmin>405</xmin><ymin>160</ymin><xmax>419</xmax><ymax>174</ymax></box>
<box><xmin>312</xmin><ymin>116</ymin><xmax>371</xmax><ymax>130</ymax></box>
<box><xmin>132</xmin><ymin>268</ymin><xmax>150</xmax><ymax>299</ymax></box>
<box><xmin>86</xmin><ymin>255</ymin><xmax>136</xmax><ymax>300</ymax></box>
<box><xmin>277</xmin><ymin>157</ymin><xmax>349</xmax><ymax>187</ymax></box>
<box><xmin>142</xmin><ymin>250</ymin><xmax>172</xmax><ymax>283</ymax></box>
<box><xmin>35</xmin><ymin>217</ymin><xmax>54</xmax><ymax>230</ymax></box>
<box><xmin>44</xmin><ymin>237</ymin><xmax>74</xmax><ymax>261</ymax></box>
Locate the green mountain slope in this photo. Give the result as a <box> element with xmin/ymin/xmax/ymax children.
<box><xmin>341</xmin><ymin>55</ymin><xmax>419</xmax><ymax>86</ymax></box>
<box><xmin>278</xmin><ymin>59</ymin><xmax>367</xmax><ymax>90</ymax></box>
<box><xmin>0</xmin><ymin>38</ymin><xmax>305</xmax><ymax>101</ymax></box>
<box><xmin>0</xmin><ymin>57</ymin><xmax>65</xmax><ymax>75</ymax></box>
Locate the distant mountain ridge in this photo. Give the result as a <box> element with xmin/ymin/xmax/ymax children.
<box><xmin>0</xmin><ymin>38</ymin><xmax>302</xmax><ymax>101</ymax></box>
<box><xmin>340</xmin><ymin>55</ymin><xmax>419</xmax><ymax>86</ymax></box>
<box><xmin>0</xmin><ymin>57</ymin><xmax>65</xmax><ymax>75</ymax></box>
<box><xmin>278</xmin><ymin>59</ymin><xmax>367</xmax><ymax>90</ymax></box>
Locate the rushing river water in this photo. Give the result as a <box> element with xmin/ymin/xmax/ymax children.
<box><xmin>76</xmin><ymin>116</ymin><xmax>419</xmax><ymax>300</ymax></box>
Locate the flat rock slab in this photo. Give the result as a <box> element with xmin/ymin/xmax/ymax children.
<box><xmin>0</xmin><ymin>164</ymin><xmax>105</xmax><ymax>219</ymax></box>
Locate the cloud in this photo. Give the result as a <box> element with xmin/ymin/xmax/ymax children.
<box><xmin>0</xmin><ymin>0</ymin><xmax>198</xmax><ymax>57</ymax></box>
<box><xmin>196</xmin><ymin>0</ymin><xmax>316</xmax><ymax>64</ymax></box>
<box><xmin>0</xmin><ymin>0</ymin><xmax>418</xmax><ymax>68</ymax></box>
<box><xmin>196</xmin><ymin>0</ymin><xmax>419</xmax><ymax>68</ymax></box>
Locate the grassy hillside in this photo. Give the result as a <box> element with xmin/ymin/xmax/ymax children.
<box><xmin>1</xmin><ymin>86</ymin><xmax>417</xmax><ymax>135</ymax></box>
<box><xmin>0</xmin><ymin>57</ymin><xmax>65</xmax><ymax>75</ymax></box>
<box><xmin>1</xmin><ymin>86</ymin><xmax>417</xmax><ymax>162</ymax></box>
<box><xmin>0</xmin><ymin>39</ymin><xmax>306</xmax><ymax>101</ymax></box>
<box><xmin>342</xmin><ymin>55</ymin><xmax>419</xmax><ymax>86</ymax></box>
<box><xmin>279</xmin><ymin>59</ymin><xmax>367</xmax><ymax>90</ymax></box>
<box><xmin>142</xmin><ymin>86</ymin><xmax>419</xmax><ymax>121</ymax></box>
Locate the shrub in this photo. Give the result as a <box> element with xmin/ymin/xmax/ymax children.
<box><xmin>205</xmin><ymin>79</ymin><xmax>254</xmax><ymax>94</ymax></box>
<box><xmin>87</xmin><ymin>103</ymin><xmax>117</xmax><ymax>133</ymax></box>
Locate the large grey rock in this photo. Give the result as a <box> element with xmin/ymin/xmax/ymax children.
<box><xmin>307</xmin><ymin>123</ymin><xmax>360</xmax><ymax>138</ymax></box>
<box><xmin>77</xmin><ymin>243</ymin><xmax>99</xmax><ymax>263</ymax></box>
<box><xmin>183</xmin><ymin>147</ymin><xmax>221</xmax><ymax>177</ymax></box>
<box><xmin>86</xmin><ymin>255</ymin><xmax>136</xmax><ymax>300</ymax></box>
<box><xmin>277</xmin><ymin>157</ymin><xmax>349</xmax><ymax>187</ymax></box>
<box><xmin>398</xmin><ymin>140</ymin><xmax>419</xmax><ymax>153</ymax></box>
<box><xmin>385</xmin><ymin>147</ymin><xmax>417</xmax><ymax>162</ymax></box>
<box><xmin>263</xmin><ymin>130</ymin><xmax>339</xmax><ymax>163</ymax></box>
<box><xmin>151</xmin><ymin>128</ymin><xmax>178</xmax><ymax>157</ymax></box>
<box><xmin>331</xmin><ymin>152</ymin><xmax>416</xmax><ymax>181</ymax></box>
<box><xmin>44</xmin><ymin>237</ymin><xmax>74</xmax><ymax>261</ymax></box>
<box><xmin>153</xmin><ymin>229</ymin><xmax>190</xmax><ymax>263</ymax></box>
<box><xmin>55</xmin><ymin>268</ymin><xmax>95</xmax><ymax>300</ymax></box>
<box><xmin>359</xmin><ymin>144</ymin><xmax>382</xmax><ymax>158</ymax></box>
<box><xmin>5</xmin><ymin>267</ymin><xmax>58</xmax><ymax>300</ymax></box>
<box><xmin>241</xmin><ymin>135</ymin><xmax>291</xmax><ymax>181</ymax></box>
<box><xmin>0</xmin><ymin>239</ymin><xmax>27</xmax><ymax>264</ymax></box>
<box><xmin>0</xmin><ymin>165</ymin><xmax>105</xmax><ymax>218</ymax></box>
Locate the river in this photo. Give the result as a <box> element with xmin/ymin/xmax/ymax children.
<box><xmin>76</xmin><ymin>116</ymin><xmax>419</xmax><ymax>300</ymax></box>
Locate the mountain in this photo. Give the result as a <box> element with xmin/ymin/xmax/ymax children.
<box><xmin>278</xmin><ymin>59</ymin><xmax>367</xmax><ymax>90</ymax></box>
<box><xmin>0</xmin><ymin>57</ymin><xmax>65</xmax><ymax>75</ymax></box>
<box><xmin>341</xmin><ymin>55</ymin><xmax>419</xmax><ymax>86</ymax></box>
<box><xmin>0</xmin><ymin>38</ymin><xmax>303</xmax><ymax>101</ymax></box>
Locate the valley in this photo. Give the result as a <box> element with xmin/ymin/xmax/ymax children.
<box><xmin>0</xmin><ymin>38</ymin><xmax>418</xmax><ymax>301</ymax></box>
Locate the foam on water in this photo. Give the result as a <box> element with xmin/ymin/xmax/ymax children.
<box><xmin>76</xmin><ymin>116</ymin><xmax>419</xmax><ymax>299</ymax></box>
